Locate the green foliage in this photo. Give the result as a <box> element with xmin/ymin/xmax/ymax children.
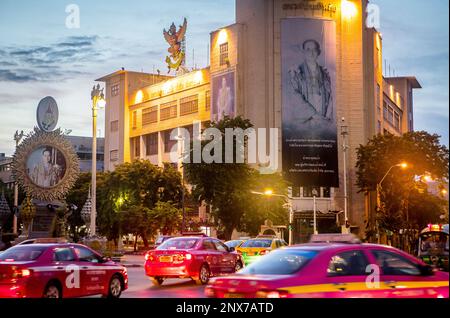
<box><xmin>184</xmin><ymin>116</ymin><xmax>288</xmax><ymax>239</ymax></box>
<box><xmin>356</xmin><ymin>131</ymin><xmax>449</xmax><ymax>237</ymax></box>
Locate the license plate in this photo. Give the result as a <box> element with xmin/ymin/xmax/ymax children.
<box><xmin>224</xmin><ymin>293</ymin><xmax>244</xmax><ymax>298</ymax></box>
<box><xmin>159</xmin><ymin>256</ymin><xmax>172</xmax><ymax>262</ymax></box>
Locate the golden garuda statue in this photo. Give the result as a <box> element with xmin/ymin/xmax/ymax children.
<box><xmin>163</xmin><ymin>18</ymin><xmax>187</xmax><ymax>73</ymax></box>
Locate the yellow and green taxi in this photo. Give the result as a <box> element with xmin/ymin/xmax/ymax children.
<box><xmin>236</xmin><ymin>235</ymin><xmax>288</xmax><ymax>265</ymax></box>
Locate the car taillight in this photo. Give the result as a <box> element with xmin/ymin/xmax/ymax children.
<box><xmin>259</xmin><ymin>250</ymin><xmax>269</xmax><ymax>256</ymax></box>
<box><xmin>12</xmin><ymin>269</ymin><xmax>32</xmax><ymax>279</ymax></box>
<box><xmin>185</xmin><ymin>253</ymin><xmax>192</xmax><ymax>260</ymax></box>
<box><xmin>205</xmin><ymin>287</ymin><xmax>215</xmax><ymax>297</ymax></box>
<box><xmin>255</xmin><ymin>290</ymin><xmax>288</xmax><ymax>298</ymax></box>
<box><xmin>145</xmin><ymin>252</ymin><xmax>153</xmax><ymax>261</ymax></box>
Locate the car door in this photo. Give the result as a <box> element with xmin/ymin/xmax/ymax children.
<box><xmin>369</xmin><ymin>249</ymin><xmax>446</xmax><ymax>298</ymax></box>
<box><xmin>324</xmin><ymin>249</ymin><xmax>383</xmax><ymax>298</ymax></box>
<box><xmin>51</xmin><ymin>247</ymin><xmax>80</xmax><ymax>298</ymax></box>
<box><xmin>201</xmin><ymin>239</ymin><xmax>220</xmax><ymax>275</ymax></box>
<box><xmin>73</xmin><ymin>246</ymin><xmax>107</xmax><ymax>296</ymax></box>
<box><xmin>212</xmin><ymin>240</ymin><xmax>235</xmax><ymax>273</ymax></box>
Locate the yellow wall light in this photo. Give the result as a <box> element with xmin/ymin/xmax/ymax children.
<box><xmin>135</xmin><ymin>90</ymin><xmax>144</xmax><ymax>104</ymax></box>
<box><xmin>217</xmin><ymin>29</ymin><xmax>228</xmax><ymax>45</ymax></box>
<box><xmin>341</xmin><ymin>0</ymin><xmax>357</xmax><ymax>19</ymax></box>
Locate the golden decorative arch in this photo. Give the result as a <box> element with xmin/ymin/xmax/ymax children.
<box><xmin>12</xmin><ymin>128</ymin><xmax>80</xmax><ymax>201</ymax></box>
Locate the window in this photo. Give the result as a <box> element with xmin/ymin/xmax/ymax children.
<box><xmin>213</xmin><ymin>240</ymin><xmax>228</xmax><ymax>252</ymax></box>
<box><xmin>131</xmin><ymin>137</ymin><xmax>140</xmax><ymax>159</ymax></box>
<box><xmin>142</xmin><ymin>106</ymin><xmax>158</xmax><ymax>125</ymax></box>
<box><xmin>292</xmin><ymin>187</ymin><xmax>301</xmax><ymax>198</ymax></box>
<box><xmin>322</xmin><ymin>187</ymin><xmax>331</xmax><ymax>198</ymax></box>
<box><xmin>394</xmin><ymin>112</ymin><xmax>400</xmax><ymax>131</ymax></box>
<box><xmin>202</xmin><ymin>240</ymin><xmax>217</xmax><ymax>250</ymax></box>
<box><xmin>53</xmin><ymin>248</ymin><xmax>76</xmax><ymax>262</ymax></box>
<box><xmin>388</xmin><ymin>106</ymin><xmax>394</xmax><ymax>124</ymax></box>
<box><xmin>180</xmin><ymin>95</ymin><xmax>198</xmax><ymax>116</ymax></box>
<box><xmin>371</xmin><ymin>250</ymin><xmax>421</xmax><ymax>276</ymax></box>
<box><xmin>160</xmin><ymin>101</ymin><xmax>177</xmax><ymax>120</ymax></box>
<box><xmin>205</xmin><ymin>91</ymin><xmax>211</xmax><ymax>111</ymax></box>
<box><xmin>111</xmin><ymin>84</ymin><xmax>119</xmax><ymax>97</ymax></box>
<box><xmin>239</xmin><ymin>249</ymin><xmax>318</xmax><ymax>275</ymax></box>
<box><xmin>145</xmin><ymin>133</ymin><xmax>158</xmax><ymax>156</ymax></box>
<box><xmin>219</xmin><ymin>42</ymin><xmax>229</xmax><ymax>66</ymax></box>
<box><xmin>131</xmin><ymin>110</ymin><xmax>137</xmax><ymax>129</ymax></box>
<box><xmin>111</xmin><ymin>120</ymin><xmax>119</xmax><ymax>133</ymax></box>
<box><xmin>110</xmin><ymin>150</ymin><xmax>118</xmax><ymax>162</ymax></box>
<box><xmin>303</xmin><ymin>187</ymin><xmax>320</xmax><ymax>198</ymax></box>
<box><xmin>376</xmin><ymin>84</ymin><xmax>381</xmax><ymax>115</ymax></box>
<box><xmin>163</xmin><ymin>130</ymin><xmax>176</xmax><ymax>153</ymax></box>
<box><xmin>377</xmin><ymin>120</ymin><xmax>382</xmax><ymax>134</ymax></box>
<box><xmin>74</xmin><ymin>246</ymin><xmax>101</xmax><ymax>263</ymax></box>
<box><xmin>383</xmin><ymin>101</ymin><xmax>388</xmax><ymax>120</ymax></box>
<box><xmin>327</xmin><ymin>250</ymin><xmax>369</xmax><ymax>276</ymax></box>
<box><xmin>0</xmin><ymin>246</ymin><xmax>47</xmax><ymax>261</ymax></box>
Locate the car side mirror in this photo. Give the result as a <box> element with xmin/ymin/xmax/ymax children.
<box><xmin>228</xmin><ymin>247</ymin><xmax>235</xmax><ymax>252</ymax></box>
<box><xmin>420</xmin><ymin>264</ymin><xmax>434</xmax><ymax>276</ymax></box>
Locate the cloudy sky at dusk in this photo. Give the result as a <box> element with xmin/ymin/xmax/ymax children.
<box><xmin>0</xmin><ymin>0</ymin><xmax>448</xmax><ymax>156</ymax></box>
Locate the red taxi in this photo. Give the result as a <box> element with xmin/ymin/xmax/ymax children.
<box><xmin>205</xmin><ymin>238</ymin><xmax>449</xmax><ymax>298</ymax></box>
<box><xmin>144</xmin><ymin>236</ymin><xmax>244</xmax><ymax>286</ymax></box>
<box><xmin>0</xmin><ymin>243</ymin><xmax>128</xmax><ymax>298</ymax></box>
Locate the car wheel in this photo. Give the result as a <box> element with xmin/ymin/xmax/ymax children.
<box><xmin>43</xmin><ymin>282</ymin><xmax>62</xmax><ymax>298</ymax></box>
<box><xmin>195</xmin><ymin>264</ymin><xmax>210</xmax><ymax>285</ymax></box>
<box><xmin>151</xmin><ymin>276</ymin><xmax>164</xmax><ymax>286</ymax></box>
<box><xmin>107</xmin><ymin>275</ymin><xmax>123</xmax><ymax>298</ymax></box>
<box><xmin>234</xmin><ymin>261</ymin><xmax>243</xmax><ymax>272</ymax></box>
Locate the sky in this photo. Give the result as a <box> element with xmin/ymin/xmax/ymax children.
<box><xmin>0</xmin><ymin>0</ymin><xmax>448</xmax><ymax>156</ymax></box>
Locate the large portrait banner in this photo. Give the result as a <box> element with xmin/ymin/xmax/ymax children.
<box><xmin>211</xmin><ymin>71</ymin><xmax>235</xmax><ymax>122</ymax></box>
<box><xmin>281</xmin><ymin>18</ymin><xmax>339</xmax><ymax>187</ymax></box>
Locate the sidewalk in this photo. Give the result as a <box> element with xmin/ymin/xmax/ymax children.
<box><xmin>120</xmin><ymin>254</ymin><xmax>145</xmax><ymax>268</ymax></box>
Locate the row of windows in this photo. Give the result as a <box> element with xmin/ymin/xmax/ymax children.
<box><xmin>383</xmin><ymin>101</ymin><xmax>401</xmax><ymax>131</ymax></box>
<box><xmin>291</xmin><ymin>187</ymin><xmax>331</xmax><ymax>198</ymax></box>
<box><xmin>130</xmin><ymin>92</ymin><xmax>210</xmax><ymax>130</ymax></box>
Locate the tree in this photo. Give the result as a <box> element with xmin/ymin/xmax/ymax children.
<box><xmin>185</xmin><ymin>116</ymin><xmax>288</xmax><ymax>240</ymax></box>
<box><xmin>148</xmin><ymin>201</ymin><xmax>182</xmax><ymax>235</ymax></box>
<box><xmin>96</xmin><ymin>160</ymin><xmax>184</xmax><ymax>248</ymax></box>
<box><xmin>356</xmin><ymin>131</ymin><xmax>449</xmax><ymax>242</ymax></box>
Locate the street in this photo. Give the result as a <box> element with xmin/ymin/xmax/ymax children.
<box><xmin>120</xmin><ymin>255</ymin><xmax>206</xmax><ymax>298</ymax></box>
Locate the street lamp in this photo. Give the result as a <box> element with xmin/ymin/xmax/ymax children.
<box><xmin>341</xmin><ymin>118</ymin><xmax>349</xmax><ymax>234</ymax></box>
<box><xmin>375</xmin><ymin>162</ymin><xmax>408</xmax><ymax>243</ymax></box>
<box><xmin>13</xmin><ymin>130</ymin><xmax>24</xmax><ymax>234</ymax></box>
<box><xmin>90</xmin><ymin>84</ymin><xmax>105</xmax><ymax>236</ymax></box>
<box><xmin>251</xmin><ymin>189</ymin><xmax>294</xmax><ymax>245</ymax></box>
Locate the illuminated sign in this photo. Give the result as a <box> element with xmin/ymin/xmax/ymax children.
<box><xmin>283</xmin><ymin>0</ymin><xmax>337</xmax><ymax>14</ymax></box>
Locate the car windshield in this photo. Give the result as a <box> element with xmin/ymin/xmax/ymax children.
<box><xmin>0</xmin><ymin>246</ymin><xmax>47</xmax><ymax>261</ymax></box>
<box><xmin>240</xmin><ymin>239</ymin><xmax>272</xmax><ymax>248</ymax></box>
<box><xmin>157</xmin><ymin>238</ymin><xmax>198</xmax><ymax>250</ymax></box>
<box><xmin>420</xmin><ymin>233</ymin><xmax>449</xmax><ymax>252</ymax></box>
<box><xmin>225</xmin><ymin>240</ymin><xmax>243</xmax><ymax>248</ymax></box>
<box><xmin>239</xmin><ymin>249</ymin><xmax>318</xmax><ymax>275</ymax></box>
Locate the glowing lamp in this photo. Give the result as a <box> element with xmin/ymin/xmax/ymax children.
<box><xmin>135</xmin><ymin>90</ymin><xmax>144</xmax><ymax>104</ymax></box>
<box><xmin>341</xmin><ymin>0</ymin><xmax>357</xmax><ymax>19</ymax></box>
<box><xmin>264</xmin><ymin>189</ymin><xmax>274</xmax><ymax>196</ymax></box>
<box><xmin>217</xmin><ymin>29</ymin><xmax>228</xmax><ymax>45</ymax></box>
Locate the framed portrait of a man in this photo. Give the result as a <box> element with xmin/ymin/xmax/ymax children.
<box><xmin>26</xmin><ymin>146</ymin><xmax>66</xmax><ymax>188</ymax></box>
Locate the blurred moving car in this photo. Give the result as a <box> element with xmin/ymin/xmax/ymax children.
<box><xmin>224</xmin><ymin>239</ymin><xmax>245</xmax><ymax>250</ymax></box>
<box><xmin>236</xmin><ymin>236</ymin><xmax>287</xmax><ymax>265</ymax></box>
<box><xmin>0</xmin><ymin>243</ymin><xmax>128</xmax><ymax>298</ymax></box>
<box><xmin>144</xmin><ymin>236</ymin><xmax>244</xmax><ymax>286</ymax></box>
<box><xmin>206</xmin><ymin>235</ymin><xmax>449</xmax><ymax>298</ymax></box>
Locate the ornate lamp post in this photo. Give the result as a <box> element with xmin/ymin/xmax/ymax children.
<box><xmin>90</xmin><ymin>84</ymin><xmax>106</xmax><ymax>236</ymax></box>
